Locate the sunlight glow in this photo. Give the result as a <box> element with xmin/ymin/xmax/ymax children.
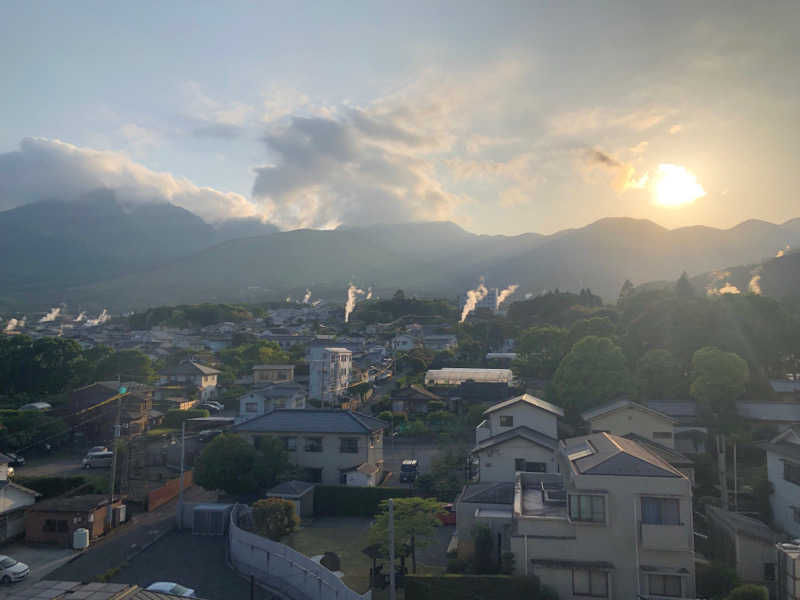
<box><xmin>652</xmin><ymin>164</ymin><xmax>705</xmax><ymax>208</ymax></box>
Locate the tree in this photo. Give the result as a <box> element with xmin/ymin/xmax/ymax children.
<box><xmin>252</xmin><ymin>497</ymin><xmax>300</xmax><ymax>540</ymax></box>
<box><xmin>95</xmin><ymin>349</ymin><xmax>155</xmax><ymax>382</ymax></box>
<box><xmin>696</xmin><ymin>562</ymin><xmax>739</xmax><ymax>600</ymax></box>
<box><xmin>253</xmin><ymin>435</ymin><xmax>294</xmax><ymax>489</ymax></box>
<box><xmin>726</xmin><ymin>584</ymin><xmax>768</xmax><ymax>600</ymax></box>
<box><xmin>565</xmin><ymin>317</ymin><xmax>616</xmax><ymax>351</ymax></box>
<box><xmin>195</xmin><ymin>434</ymin><xmax>260</xmax><ymax>495</ymax></box>
<box><xmin>637</xmin><ymin>349</ymin><xmax>684</xmax><ymax>401</ymax></box>
<box><xmin>368</xmin><ymin>497</ymin><xmax>443</xmax><ymax>573</ymax></box>
<box><xmin>675</xmin><ymin>271</ymin><xmax>695</xmax><ymax>298</ymax></box>
<box><xmin>551</xmin><ymin>336</ymin><xmax>633</xmax><ymax>418</ymax></box>
<box><xmin>393</xmin><ymin>289</ymin><xmax>406</xmax><ymax>302</ymax></box>
<box><xmin>690</xmin><ymin>346</ymin><xmax>749</xmax><ymax>429</ymax></box>
<box><xmin>618</xmin><ymin>279</ymin><xmax>634</xmax><ymax>300</ymax></box>
<box><xmin>471</xmin><ymin>523</ymin><xmax>495</xmax><ymax>574</ymax></box>
<box><xmin>512</xmin><ymin>326</ymin><xmax>567</xmax><ymax>379</ymax></box>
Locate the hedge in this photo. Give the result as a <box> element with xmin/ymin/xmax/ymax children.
<box><xmin>15</xmin><ymin>475</ymin><xmax>107</xmax><ymax>499</ymax></box>
<box><xmin>404</xmin><ymin>575</ymin><xmax>552</xmax><ymax>600</ymax></box>
<box><xmin>313</xmin><ymin>486</ymin><xmax>412</xmax><ymax>517</ymax></box>
<box><xmin>164</xmin><ymin>408</ymin><xmax>210</xmax><ymax>429</ymax></box>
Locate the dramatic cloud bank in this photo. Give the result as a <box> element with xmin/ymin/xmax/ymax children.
<box><xmin>0</xmin><ymin>138</ymin><xmax>260</xmax><ymax>223</ymax></box>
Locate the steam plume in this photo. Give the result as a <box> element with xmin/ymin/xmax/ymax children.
<box><xmin>39</xmin><ymin>307</ymin><xmax>61</xmax><ymax>323</ymax></box>
<box><xmin>776</xmin><ymin>244</ymin><xmax>790</xmax><ymax>258</ymax></box>
<box><xmin>496</xmin><ymin>284</ymin><xmax>519</xmax><ymax>309</ymax></box>
<box><xmin>302</xmin><ymin>289</ymin><xmax>312</xmax><ymax>304</ymax></box>
<box><xmin>345</xmin><ymin>284</ymin><xmax>365</xmax><ymax>323</ymax></box>
<box><xmin>85</xmin><ymin>309</ymin><xmax>109</xmax><ymax>326</ymax></box>
<box><xmin>4</xmin><ymin>318</ymin><xmax>19</xmax><ymax>332</ymax></box>
<box><xmin>74</xmin><ymin>311</ymin><xmax>87</xmax><ymax>322</ymax></box>
<box><xmin>285</xmin><ymin>296</ymin><xmax>292</xmax><ymax>303</ymax></box>
<box><xmin>718</xmin><ymin>283</ymin><xmax>740</xmax><ymax>295</ymax></box>
<box><xmin>366</xmin><ymin>287</ymin><xmax>373</xmax><ymax>300</ymax></box>
<box><xmin>748</xmin><ymin>274</ymin><xmax>762</xmax><ymax>295</ymax></box>
<box><xmin>460</xmin><ymin>280</ymin><xmax>488</xmax><ymax>323</ymax></box>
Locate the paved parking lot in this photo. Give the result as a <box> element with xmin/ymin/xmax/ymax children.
<box><xmin>0</xmin><ymin>543</ymin><xmax>78</xmax><ymax>599</ymax></box>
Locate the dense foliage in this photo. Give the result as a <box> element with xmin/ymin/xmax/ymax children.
<box><xmin>313</xmin><ymin>486</ymin><xmax>412</xmax><ymax>516</ymax></box>
<box><xmin>404</xmin><ymin>575</ymin><xmax>549</xmax><ymax>600</ymax></box>
<box><xmin>129</xmin><ymin>303</ymin><xmax>255</xmax><ymax>329</ymax></box>
<box><xmin>353</xmin><ymin>291</ymin><xmax>456</xmax><ymax>323</ymax></box>
<box><xmin>252</xmin><ymin>497</ymin><xmax>300</xmax><ymax>540</ymax></box>
<box><xmin>369</xmin><ymin>497</ymin><xmax>444</xmax><ymax>573</ymax></box>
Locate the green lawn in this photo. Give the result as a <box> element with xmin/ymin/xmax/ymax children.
<box><xmin>285</xmin><ymin>516</ymin><xmax>444</xmax><ymax>599</ymax></box>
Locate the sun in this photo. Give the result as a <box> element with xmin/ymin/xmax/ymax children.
<box><xmin>652</xmin><ymin>164</ymin><xmax>705</xmax><ymax>208</ymax></box>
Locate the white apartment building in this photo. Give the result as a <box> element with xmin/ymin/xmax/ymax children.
<box><xmin>308</xmin><ymin>346</ymin><xmax>352</xmax><ymax>406</ymax></box>
<box><xmin>760</xmin><ymin>427</ymin><xmax>800</xmax><ymax>539</ymax></box>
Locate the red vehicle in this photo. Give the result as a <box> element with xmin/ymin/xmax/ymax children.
<box><xmin>436</xmin><ymin>503</ymin><xmax>456</xmax><ymax>525</ymax></box>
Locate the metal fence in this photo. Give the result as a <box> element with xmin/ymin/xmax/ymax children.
<box><xmin>227</xmin><ymin>504</ymin><xmax>371</xmax><ymax>600</ymax></box>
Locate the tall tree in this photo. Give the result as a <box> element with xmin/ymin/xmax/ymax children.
<box><xmin>368</xmin><ymin>497</ymin><xmax>443</xmax><ymax>573</ymax></box>
<box><xmin>675</xmin><ymin>271</ymin><xmax>695</xmax><ymax>298</ymax></box>
<box><xmin>512</xmin><ymin>325</ymin><xmax>567</xmax><ymax>379</ymax></box>
<box><xmin>690</xmin><ymin>346</ymin><xmax>749</xmax><ymax>430</ymax></box>
<box><xmin>636</xmin><ymin>349</ymin><xmax>685</xmax><ymax>401</ymax></box>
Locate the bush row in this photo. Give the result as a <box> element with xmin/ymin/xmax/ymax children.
<box><xmin>313</xmin><ymin>486</ymin><xmax>412</xmax><ymax>517</ymax></box>
<box><xmin>404</xmin><ymin>574</ymin><xmax>556</xmax><ymax>600</ymax></box>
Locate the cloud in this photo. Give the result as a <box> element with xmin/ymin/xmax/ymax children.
<box><xmin>669</xmin><ymin>124</ymin><xmax>683</xmax><ymax>134</ymax></box>
<box><xmin>0</xmin><ymin>137</ymin><xmax>261</xmax><ymax>222</ymax></box>
<box><xmin>583</xmin><ymin>149</ymin><xmax>648</xmax><ymax>192</ymax></box>
<box><xmin>191</xmin><ymin>123</ymin><xmax>245</xmax><ymax>139</ymax></box>
<box><xmin>252</xmin><ymin>113</ymin><xmax>460</xmax><ymax>229</ymax></box>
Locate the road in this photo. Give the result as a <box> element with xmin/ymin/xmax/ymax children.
<box><xmin>14</xmin><ymin>452</ymin><xmax>84</xmax><ymax>479</ymax></box>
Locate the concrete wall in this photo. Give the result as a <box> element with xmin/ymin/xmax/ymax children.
<box><xmin>476</xmin><ymin>438</ymin><xmax>556</xmax><ymax>482</ymax></box>
<box><xmin>487</xmin><ymin>403</ymin><xmax>557</xmax><ymax>440</ymax></box>
<box><xmin>589</xmin><ymin>406</ymin><xmax>675</xmax><ymax>448</ymax></box>
<box><xmin>228</xmin><ymin>505</ymin><xmax>369</xmax><ymax>600</ymax></box>
<box><xmin>768</xmin><ymin>451</ymin><xmax>800</xmax><ymax>538</ymax></box>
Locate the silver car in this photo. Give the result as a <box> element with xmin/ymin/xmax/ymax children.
<box><xmin>0</xmin><ymin>555</ymin><xmax>29</xmax><ymax>584</ymax></box>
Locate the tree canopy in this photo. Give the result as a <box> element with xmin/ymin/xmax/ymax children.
<box><xmin>252</xmin><ymin>497</ymin><xmax>300</xmax><ymax>540</ymax></box>
<box><xmin>368</xmin><ymin>497</ymin><xmax>443</xmax><ymax>573</ymax></box>
<box><xmin>690</xmin><ymin>346</ymin><xmax>749</xmax><ymax>430</ymax></box>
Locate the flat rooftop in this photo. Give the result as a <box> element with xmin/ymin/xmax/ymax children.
<box><xmin>517</xmin><ymin>472</ymin><xmax>567</xmax><ymax>518</ymax></box>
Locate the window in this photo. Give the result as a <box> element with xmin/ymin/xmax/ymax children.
<box><xmin>641</xmin><ymin>497</ymin><xmax>680</xmax><ymax>525</ymax></box>
<box><xmin>515</xmin><ymin>458</ymin><xmax>546</xmax><ymax>473</ymax></box>
<box><xmin>305</xmin><ymin>437</ymin><xmax>323</xmax><ymax>452</ymax></box>
<box><xmin>340</xmin><ymin>470</ymin><xmax>348</xmax><ymax>484</ymax></box>
<box><xmin>763</xmin><ymin>562</ymin><xmax>776</xmax><ymax>581</ymax></box>
<box><xmin>340</xmin><ymin>438</ymin><xmax>359</xmax><ymax>453</ymax></box>
<box><xmin>245</xmin><ymin>402</ymin><xmax>258</xmax><ymax>413</ymax></box>
<box><xmin>282</xmin><ymin>437</ymin><xmax>297</xmax><ymax>452</ymax></box>
<box><xmin>653</xmin><ymin>431</ymin><xmax>673</xmax><ymax>440</ymax></box>
<box><xmin>648</xmin><ymin>574</ymin><xmax>682</xmax><ymax>597</ymax></box>
<box><xmin>43</xmin><ymin>519</ymin><xmax>68</xmax><ymax>532</ymax></box>
<box><xmin>792</xmin><ymin>506</ymin><xmax>800</xmax><ymax>524</ymax></box>
<box><xmin>784</xmin><ymin>461</ymin><xmax>800</xmax><ymax>485</ymax></box>
<box><xmin>573</xmin><ymin>568</ymin><xmax>608</xmax><ymax>597</ymax></box>
<box><xmin>569</xmin><ymin>494</ymin><xmax>605</xmax><ymax>523</ymax></box>
<box><xmin>305</xmin><ymin>468</ymin><xmax>322</xmax><ymax>483</ymax></box>
<box><xmin>499</xmin><ymin>415</ymin><xmax>513</xmax><ymax>427</ymax></box>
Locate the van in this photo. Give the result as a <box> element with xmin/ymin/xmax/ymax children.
<box><xmin>82</xmin><ymin>450</ymin><xmax>113</xmax><ymax>469</ymax></box>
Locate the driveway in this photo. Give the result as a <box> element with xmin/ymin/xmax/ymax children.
<box><xmin>0</xmin><ymin>543</ymin><xmax>78</xmax><ymax>599</ymax></box>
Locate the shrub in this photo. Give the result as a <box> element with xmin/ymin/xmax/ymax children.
<box><xmin>163</xmin><ymin>408</ymin><xmax>210</xmax><ymax>429</ymax></box>
<box><xmin>727</xmin><ymin>584</ymin><xmax>768</xmax><ymax>600</ymax></box>
<box><xmin>697</xmin><ymin>562</ymin><xmax>739</xmax><ymax>600</ymax></box>
<box><xmin>471</xmin><ymin>524</ymin><xmax>496</xmax><ymax>574</ymax></box>
<box><xmin>404</xmin><ymin>575</ymin><xmax>545</xmax><ymax>600</ymax></box>
<box><xmin>501</xmin><ymin>551</ymin><xmax>515</xmax><ymax>575</ymax></box>
<box><xmin>252</xmin><ymin>497</ymin><xmax>300</xmax><ymax>540</ymax></box>
<box><xmin>313</xmin><ymin>486</ymin><xmax>412</xmax><ymax>517</ymax></box>
<box><xmin>446</xmin><ymin>558</ymin><xmax>467</xmax><ymax>573</ymax></box>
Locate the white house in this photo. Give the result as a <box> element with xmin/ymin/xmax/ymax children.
<box><xmin>308</xmin><ymin>347</ymin><xmax>352</xmax><ymax>406</ymax></box>
<box><xmin>158</xmin><ymin>361</ymin><xmax>220</xmax><ymax>401</ymax></box>
<box><xmin>239</xmin><ymin>382</ymin><xmax>307</xmax><ymax>418</ymax></box>
<box><xmin>760</xmin><ymin>426</ymin><xmax>800</xmax><ymax>539</ymax></box>
<box><xmin>582</xmin><ymin>399</ymin><xmax>677</xmax><ymax>448</ymax></box>
<box><xmin>422</xmin><ymin>334</ymin><xmax>458</xmax><ymax>352</ymax></box>
<box><xmin>0</xmin><ymin>454</ymin><xmax>40</xmax><ymax>542</ymax></box>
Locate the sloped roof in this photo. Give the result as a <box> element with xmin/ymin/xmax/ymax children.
<box><xmin>390</xmin><ymin>384</ymin><xmax>443</xmax><ymax>401</ymax></box>
<box><xmin>460</xmin><ymin>482</ymin><xmax>515</xmax><ymax>505</ymax></box>
<box><xmin>581</xmin><ymin>399</ymin><xmax>676</xmax><ymax>424</ymax></box>
<box><xmin>233</xmin><ymin>409</ymin><xmax>386</xmax><ymax>434</ymax></box>
<box><xmin>483</xmin><ymin>394</ymin><xmax>564</xmax><ymax>418</ymax></box>
<box><xmin>267</xmin><ymin>480</ymin><xmax>315</xmax><ymax>497</ymax></box>
<box><xmin>563</xmin><ymin>432</ymin><xmax>684</xmax><ymax>478</ymax></box>
<box><xmin>247</xmin><ymin>382</ymin><xmax>306</xmax><ymax>398</ymax></box>
<box><xmin>70</xmin><ymin>381</ymin><xmax>151</xmax><ymax>411</ymax></box>
<box><xmin>159</xmin><ymin>361</ymin><xmax>221</xmax><ymax>376</ymax></box>
<box><xmin>706</xmin><ymin>505</ymin><xmax>779</xmax><ymax>544</ymax></box>
<box><xmin>471</xmin><ymin>425</ymin><xmax>557</xmax><ymax>454</ymax></box>
<box><xmin>646</xmin><ymin>401</ymin><xmax>697</xmax><ymax>418</ymax></box>
<box><xmin>621</xmin><ymin>433</ymin><xmax>693</xmax><ymax>467</ymax></box>
<box><xmin>770</xmin><ymin>379</ymin><xmax>800</xmax><ymax>394</ymax></box>
<box><xmin>27</xmin><ymin>494</ymin><xmax>122</xmax><ymax>513</ymax></box>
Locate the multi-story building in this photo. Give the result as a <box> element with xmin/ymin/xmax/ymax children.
<box><xmin>158</xmin><ymin>361</ymin><xmax>220</xmax><ymax>402</ymax></box>
<box><xmin>760</xmin><ymin>426</ymin><xmax>800</xmax><ymax>539</ymax></box>
<box><xmin>252</xmin><ymin>364</ymin><xmax>294</xmax><ymax>385</ymax></box>
<box><xmin>308</xmin><ymin>347</ymin><xmax>352</xmax><ymax>406</ymax></box>
<box><xmin>238</xmin><ymin>382</ymin><xmax>306</xmax><ymax>418</ymax></box>
<box><xmin>232</xmin><ymin>409</ymin><xmax>386</xmax><ymax>486</ymax></box>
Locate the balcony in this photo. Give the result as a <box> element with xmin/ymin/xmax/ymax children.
<box><xmin>640</xmin><ymin>523</ymin><xmax>690</xmax><ymax>551</ymax></box>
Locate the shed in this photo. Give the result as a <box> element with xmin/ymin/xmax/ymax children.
<box><xmin>24</xmin><ymin>494</ymin><xmax>125</xmax><ymax>546</ymax></box>
<box><xmin>266</xmin><ymin>480</ymin><xmax>315</xmax><ymax>518</ymax></box>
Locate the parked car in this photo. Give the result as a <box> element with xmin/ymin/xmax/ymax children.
<box><xmin>436</xmin><ymin>503</ymin><xmax>457</xmax><ymax>525</ymax></box>
<box><xmin>89</xmin><ymin>446</ymin><xmax>108</xmax><ymax>454</ymax></box>
<box><xmin>197</xmin><ymin>429</ymin><xmax>223</xmax><ymax>442</ymax></box>
<box><xmin>82</xmin><ymin>450</ymin><xmax>113</xmax><ymax>469</ymax></box>
<box><xmin>399</xmin><ymin>459</ymin><xmax>418</xmax><ymax>483</ymax></box>
<box><xmin>145</xmin><ymin>582</ymin><xmax>196</xmax><ymax>597</ymax></box>
<box><xmin>201</xmin><ymin>400</ymin><xmax>224</xmax><ymax>411</ymax></box>
<box><xmin>0</xmin><ymin>555</ymin><xmax>30</xmax><ymax>584</ymax></box>
<box><xmin>197</xmin><ymin>402</ymin><xmax>222</xmax><ymax>413</ymax></box>
<box><xmin>4</xmin><ymin>453</ymin><xmax>24</xmax><ymax>467</ymax></box>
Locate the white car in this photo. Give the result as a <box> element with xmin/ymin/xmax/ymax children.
<box><xmin>145</xmin><ymin>582</ymin><xmax>196</xmax><ymax>597</ymax></box>
<box><xmin>0</xmin><ymin>555</ymin><xmax>29</xmax><ymax>584</ymax></box>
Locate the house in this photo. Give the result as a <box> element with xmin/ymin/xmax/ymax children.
<box><xmin>582</xmin><ymin>399</ymin><xmax>677</xmax><ymax>448</ymax></box>
<box><xmin>391</xmin><ymin>334</ymin><xmax>418</xmax><ymax>352</ymax></box>
<box><xmin>308</xmin><ymin>347</ymin><xmax>352</xmax><ymax>406</ymax></box>
<box><xmin>25</xmin><ymin>494</ymin><xmax>125</xmax><ymax>546</ymax></box>
<box><xmin>259</xmin><ymin>332</ymin><xmax>314</xmax><ymax>350</ymax></box>
<box><xmin>233</xmin><ymin>409</ymin><xmax>386</xmax><ymax>486</ymax></box>
<box><xmin>622</xmin><ymin>432</ymin><xmax>695</xmax><ymax>484</ymax></box>
<box><xmin>158</xmin><ymin>361</ymin><xmax>220</xmax><ymax>401</ymax></box>
<box><xmin>0</xmin><ymin>454</ymin><xmax>40</xmax><ymax>542</ymax></box>
<box><xmin>253</xmin><ymin>364</ymin><xmax>294</xmax><ymax>385</ymax></box>
<box><xmin>758</xmin><ymin>426</ymin><xmax>800</xmax><ymax>538</ymax></box>
<box><xmin>503</xmin><ymin>433</ymin><xmax>695</xmax><ymax>599</ymax></box>
<box><xmin>737</xmin><ymin>400</ymin><xmax>800</xmax><ymax>431</ymax></box>
<box><xmin>776</xmin><ymin>541</ymin><xmax>800</xmax><ymax>600</ymax></box>
<box><xmin>706</xmin><ymin>505</ymin><xmax>779</xmax><ymax>590</ymax></box>
<box><xmin>423</xmin><ymin>334</ymin><xmax>458</xmax><ymax>352</ymax></box>
<box><xmin>770</xmin><ymin>379</ymin><xmax>800</xmax><ymax>401</ymax></box>
<box><xmin>239</xmin><ymin>382</ymin><xmax>307</xmax><ymax>418</ymax></box>
<box><xmin>455</xmin><ymin>482</ymin><xmax>515</xmax><ymax>560</ymax></box>
<box><xmin>266</xmin><ymin>480</ymin><xmax>315</xmax><ymax>519</ymax></box>
<box><xmin>647</xmin><ymin>400</ymin><xmax>707</xmax><ymax>454</ymax></box>
<box><xmin>390</xmin><ymin>385</ymin><xmax>445</xmax><ymax>414</ymax></box>
<box><xmin>66</xmin><ymin>381</ymin><xmax>153</xmax><ymax>440</ymax></box>
<box><xmin>472</xmin><ymin>394</ymin><xmax>563</xmax><ymax>482</ymax></box>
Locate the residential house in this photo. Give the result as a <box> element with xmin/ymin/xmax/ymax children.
<box><xmin>771</xmin><ymin>379</ymin><xmax>800</xmax><ymax>401</ymax></box>
<box><xmin>66</xmin><ymin>381</ymin><xmax>153</xmax><ymax>440</ymax></box>
<box><xmin>25</xmin><ymin>495</ymin><xmax>125</xmax><ymax>546</ymax></box>
<box><xmin>391</xmin><ymin>334</ymin><xmax>418</xmax><ymax>353</ymax></box>
<box><xmin>390</xmin><ymin>385</ymin><xmax>445</xmax><ymax>415</ymax></box>
<box><xmin>504</xmin><ymin>433</ymin><xmax>695</xmax><ymax>599</ymax></box>
<box><xmin>455</xmin><ymin>482</ymin><xmax>515</xmax><ymax>559</ymax></box>
<box><xmin>253</xmin><ymin>364</ymin><xmax>295</xmax><ymax>385</ymax></box>
<box><xmin>158</xmin><ymin>361</ymin><xmax>220</xmax><ymax>402</ymax></box>
<box><xmin>259</xmin><ymin>331</ymin><xmax>314</xmax><ymax>350</ymax></box>
<box><xmin>706</xmin><ymin>505</ymin><xmax>779</xmax><ymax>590</ymax></box>
<box><xmin>648</xmin><ymin>400</ymin><xmax>707</xmax><ymax>455</ymax></box>
<box><xmin>622</xmin><ymin>433</ymin><xmax>696</xmax><ymax>484</ymax></box>
<box><xmin>233</xmin><ymin>409</ymin><xmax>386</xmax><ymax>486</ymax></box>
<box><xmin>308</xmin><ymin>347</ymin><xmax>352</xmax><ymax>406</ymax></box>
<box><xmin>422</xmin><ymin>334</ymin><xmax>458</xmax><ymax>352</ymax></box>
<box><xmin>582</xmin><ymin>399</ymin><xmax>677</xmax><ymax>448</ymax></box>
<box><xmin>0</xmin><ymin>454</ymin><xmax>40</xmax><ymax>542</ymax></box>
<box><xmin>239</xmin><ymin>382</ymin><xmax>307</xmax><ymax>418</ymax></box>
<box><xmin>737</xmin><ymin>400</ymin><xmax>800</xmax><ymax>432</ymax></box>
<box><xmin>759</xmin><ymin>427</ymin><xmax>800</xmax><ymax>538</ymax></box>
<box><xmin>776</xmin><ymin>542</ymin><xmax>800</xmax><ymax>600</ymax></box>
<box><xmin>472</xmin><ymin>394</ymin><xmax>563</xmax><ymax>482</ymax></box>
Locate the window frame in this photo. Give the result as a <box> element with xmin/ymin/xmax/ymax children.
<box><xmin>641</xmin><ymin>496</ymin><xmax>681</xmax><ymax>525</ymax></box>
<box><xmin>572</xmin><ymin>568</ymin><xmax>609</xmax><ymax>597</ymax></box>
<box><xmin>304</xmin><ymin>437</ymin><xmax>323</xmax><ymax>453</ymax></box>
<box><xmin>499</xmin><ymin>415</ymin><xmax>514</xmax><ymax>427</ymax></box>
<box><xmin>282</xmin><ymin>436</ymin><xmax>297</xmax><ymax>452</ymax></box>
<box><xmin>647</xmin><ymin>573</ymin><xmax>682</xmax><ymax>597</ymax></box>
<box><xmin>784</xmin><ymin>461</ymin><xmax>800</xmax><ymax>486</ymax></box>
<box><xmin>568</xmin><ymin>494</ymin><xmax>606</xmax><ymax>523</ymax></box>
<box><xmin>340</xmin><ymin>437</ymin><xmax>359</xmax><ymax>453</ymax></box>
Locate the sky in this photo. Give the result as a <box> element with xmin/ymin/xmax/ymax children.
<box><xmin>0</xmin><ymin>1</ymin><xmax>797</xmax><ymax>235</ymax></box>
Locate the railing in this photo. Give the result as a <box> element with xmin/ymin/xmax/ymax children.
<box><xmin>228</xmin><ymin>504</ymin><xmax>371</xmax><ymax>600</ymax></box>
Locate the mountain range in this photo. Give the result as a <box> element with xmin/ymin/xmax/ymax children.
<box><xmin>1</xmin><ymin>193</ymin><xmax>799</xmax><ymax>312</ymax></box>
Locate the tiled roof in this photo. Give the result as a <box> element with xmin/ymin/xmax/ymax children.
<box><xmin>706</xmin><ymin>505</ymin><xmax>779</xmax><ymax>543</ymax></box>
<box><xmin>483</xmin><ymin>394</ymin><xmax>564</xmax><ymax>417</ymax></box>
<box><xmin>563</xmin><ymin>432</ymin><xmax>684</xmax><ymax>478</ymax></box>
<box><xmin>646</xmin><ymin>401</ymin><xmax>697</xmax><ymax>418</ymax></box>
<box><xmin>622</xmin><ymin>433</ymin><xmax>693</xmax><ymax>466</ymax></box>
<box><xmin>581</xmin><ymin>399</ymin><xmax>675</xmax><ymax>424</ymax></box>
<box><xmin>159</xmin><ymin>361</ymin><xmax>221</xmax><ymax>376</ymax></box>
<box><xmin>471</xmin><ymin>425</ymin><xmax>558</xmax><ymax>454</ymax></box>
<box><xmin>234</xmin><ymin>409</ymin><xmax>386</xmax><ymax>434</ymax></box>
<box><xmin>267</xmin><ymin>480</ymin><xmax>316</xmax><ymax>497</ymax></box>
<box><xmin>26</xmin><ymin>494</ymin><xmax>122</xmax><ymax>513</ymax></box>
<box><xmin>460</xmin><ymin>482</ymin><xmax>515</xmax><ymax>505</ymax></box>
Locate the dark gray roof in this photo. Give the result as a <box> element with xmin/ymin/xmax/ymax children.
<box><xmin>0</xmin><ymin>453</ymin><xmax>11</xmax><ymax>464</ymax></box>
<box><xmin>250</xmin><ymin>382</ymin><xmax>306</xmax><ymax>397</ymax></box>
<box><xmin>646</xmin><ymin>401</ymin><xmax>697</xmax><ymax>418</ymax></box>
<box><xmin>160</xmin><ymin>361</ymin><xmax>220</xmax><ymax>376</ymax></box>
<box><xmin>27</xmin><ymin>494</ymin><xmax>122</xmax><ymax>513</ymax></box>
<box><xmin>233</xmin><ymin>409</ymin><xmax>386</xmax><ymax>434</ymax></box>
<box><xmin>770</xmin><ymin>379</ymin><xmax>800</xmax><ymax>394</ymax></box>
<box><xmin>757</xmin><ymin>441</ymin><xmax>800</xmax><ymax>462</ymax></box>
<box><xmin>563</xmin><ymin>433</ymin><xmax>684</xmax><ymax>478</ymax></box>
<box><xmin>737</xmin><ymin>401</ymin><xmax>800</xmax><ymax>422</ymax></box>
<box><xmin>582</xmin><ymin>399</ymin><xmax>675</xmax><ymax>424</ymax></box>
<box><xmin>460</xmin><ymin>482</ymin><xmax>515</xmax><ymax>505</ymax></box>
<box><xmin>471</xmin><ymin>426</ymin><xmax>557</xmax><ymax>454</ymax></box>
<box><xmin>622</xmin><ymin>433</ymin><xmax>694</xmax><ymax>466</ymax></box>
<box><xmin>706</xmin><ymin>505</ymin><xmax>780</xmax><ymax>543</ymax></box>
<box><xmin>267</xmin><ymin>480</ymin><xmax>315</xmax><ymax>497</ymax></box>
<box><xmin>483</xmin><ymin>394</ymin><xmax>564</xmax><ymax>418</ymax></box>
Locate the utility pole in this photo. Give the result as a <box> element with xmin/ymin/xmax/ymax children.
<box><xmin>107</xmin><ymin>378</ymin><xmax>125</xmax><ymax>530</ymax></box>
<box><xmin>177</xmin><ymin>418</ymin><xmax>186</xmax><ymax>528</ymax></box>
<box><xmin>388</xmin><ymin>498</ymin><xmax>396</xmax><ymax>600</ymax></box>
<box><xmin>717</xmin><ymin>433</ymin><xmax>729</xmax><ymax>511</ymax></box>
<box><xmin>733</xmin><ymin>441</ymin><xmax>738</xmax><ymax>512</ymax></box>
